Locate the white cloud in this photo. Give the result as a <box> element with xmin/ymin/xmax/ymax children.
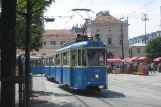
<box><xmin>44</xmin><ymin>0</ymin><xmax>161</xmax><ymax>38</ymax></box>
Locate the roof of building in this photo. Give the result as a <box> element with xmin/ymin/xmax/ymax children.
<box><xmin>92</xmin><ymin>11</ymin><xmax>119</xmax><ymax>22</ymax></box>
<box><xmin>44</xmin><ymin>30</ymin><xmax>77</xmax><ymax>36</ymax></box>
<box><xmin>131</xmin><ymin>43</ymin><xmax>145</xmax><ymax>47</ymax></box>
<box><xmin>129</xmin><ymin>30</ymin><xmax>161</xmax><ymax>40</ymax></box>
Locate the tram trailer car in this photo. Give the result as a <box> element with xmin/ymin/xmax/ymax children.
<box><xmin>44</xmin><ymin>55</ymin><xmax>56</xmax><ymax>81</ymax></box>
<box><xmin>54</xmin><ymin>37</ymin><xmax>107</xmax><ymax>91</ymax></box>
<box><xmin>30</xmin><ymin>55</ymin><xmax>44</xmax><ymax>75</ymax></box>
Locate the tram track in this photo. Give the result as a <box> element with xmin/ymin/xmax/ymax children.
<box><xmin>44</xmin><ymin>76</ymin><xmax>161</xmax><ymax>107</ymax></box>
<box><xmin>96</xmin><ymin>97</ymin><xmax>114</xmax><ymax>107</ymax></box>
<box><xmin>57</xmin><ymin>85</ymin><xmax>115</xmax><ymax>107</ymax></box>
<box><xmin>72</xmin><ymin>93</ymin><xmax>115</xmax><ymax>107</ymax></box>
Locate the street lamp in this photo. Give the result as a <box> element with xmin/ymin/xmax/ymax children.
<box><xmin>141</xmin><ymin>14</ymin><xmax>149</xmax><ymax>44</ymax></box>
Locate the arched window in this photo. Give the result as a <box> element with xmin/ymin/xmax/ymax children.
<box><xmin>107</xmin><ymin>52</ymin><xmax>113</xmax><ymax>58</ymax></box>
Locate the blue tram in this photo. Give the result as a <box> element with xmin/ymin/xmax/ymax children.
<box><xmin>43</xmin><ymin>55</ymin><xmax>56</xmax><ymax>80</ymax></box>
<box><xmin>30</xmin><ymin>55</ymin><xmax>44</xmax><ymax>75</ymax></box>
<box><xmin>54</xmin><ymin>35</ymin><xmax>107</xmax><ymax>91</ymax></box>
<box><xmin>44</xmin><ymin>34</ymin><xmax>108</xmax><ymax>91</ymax></box>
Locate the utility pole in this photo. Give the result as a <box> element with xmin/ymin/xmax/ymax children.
<box><xmin>160</xmin><ymin>6</ymin><xmax>161</xmax><ymax>28</ymax></box>
<box><xmin>121</xmin><ymin>23</ymin><xmax>124</xmax><ymax>73</ymax></box>
<box><xmin>120</xmin><ymin>17</ymin><xmax>124</xmax><ymax>73</ymax></box>
<box><xmin>141</xmin><ymin>14</ymin><xmax>149</xmax><ymax>44</ymax></box>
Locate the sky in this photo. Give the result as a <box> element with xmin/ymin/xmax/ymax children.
<box><xmin>44</xmin><ymin>0</ymin><xmax>161</xmax><ymax>39</ymax></box>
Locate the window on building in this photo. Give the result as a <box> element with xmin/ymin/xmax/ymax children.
<box><xmin>43</xmin><ymin>41</ymin><xmax>46</xmax><ymax>45</ymax></box>
<box><xmin>137</xmin><ymin>48</ymin><xmax>140</xmax><ymax>53</ymax></box>
<box><xmin>60</xmin><ymin>41</ymin><xmax>65</xmax><ymax>45</ymax></box>
<box><xmin>108</xmin><ymin>38</ymin><xmax>112</xmax><ymax>45</ymax></box>
<box><xmin>51</xmin><ymin>41</ymin><xmax>56</xmax><ymax>45</ymax></box>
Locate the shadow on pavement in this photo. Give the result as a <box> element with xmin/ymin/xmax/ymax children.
<box><xmin>29</xmin><ymin>100</ymin><xmax>54</xmax><ymax>107</ymax></box>
<box><xmin>30</xmin><ymin>100</ymin><xmax>82</xmax><ymax>107</ymax></box>
<box><xmin>58</xmin><ymin>85</ymin><xmax>126</xmax><ymax>98</ymax></box>
<box><xmin>32</xmin><ymin>90</ymin><xmax>72</xmax><ymax>97</ymax></box>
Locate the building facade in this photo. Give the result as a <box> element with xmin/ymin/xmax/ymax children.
<box><xmin>129</xmin><ymin>43</ymin><xmax>146</xmax><ymax>57</ymax></box>
<box><xmin>17</xmin><ymin>30</ymin><xmax>77</xmax><ymax>55</ymax></box>
<box><xmin>128</xmin><ymin>30</ymin><xmax>161</xmax><ymax>57</ymax></box>
<box><xmin>129</xmin><ymin>30</ymin><xmax>161</xmax><ymax>46</ymax></box>
<box><xmin>87</xmin><ymin>11</ymin><xmax>129</xmax><ymax>58</ymax></box>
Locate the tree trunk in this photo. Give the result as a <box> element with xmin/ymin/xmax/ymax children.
<box><xmin>1</xmin><ymin>0</ymin><xmax>17</xmax><ymax>107</ymax></box>
<box><xmin>25</xmin><ymin>0</ymin><xmax>32</xmax><ymax>106</ymax></box>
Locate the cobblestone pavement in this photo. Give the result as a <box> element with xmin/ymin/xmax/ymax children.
<box><xmin>30</xmin><ymin>72</ymin><xmax>161</xmax><ymax>107</ymax></box>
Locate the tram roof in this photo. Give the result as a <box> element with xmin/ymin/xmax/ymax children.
<box><xmin>56</xmin><ymin>40</ymin><xmax>106</xmax><ymax>52</ymax></box>
<box><xmin>43</xmin><ymin>54</ymin><xmax>54</xmax><ymax>58</ymax></box>
<box><xmin>30</xmin><ymin>56</ymin><xmax>43</xmax><ymax>59</ymax></box>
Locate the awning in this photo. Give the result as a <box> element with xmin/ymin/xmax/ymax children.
<box><xmin>107</xmin><ymin>58</ymin><xmax>121</xmax><ymax>63</ymax></box>
<box><xmin>130</xmin><ymin>57</ymin><xmax>139</xmax><ymax>61</ymax></box>
<box><xmin>121</xmin><ymin>58</ymin><xmax>131</xmax><ymax>62</ymax></box>
<box><xmin>154</xmin><ymin>57</ymin><xmax>161</xmax><ymax>61</ymax></box>
<box><xmin>137</xmin><ymin>57</ymin><xmax>152</xmax><ymax>62</ymax></box>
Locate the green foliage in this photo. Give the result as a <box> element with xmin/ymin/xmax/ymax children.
<box><xmin>145</xmin><ymin>36</ymin><xmax>161</xmax><ymax>58</ymax></box>
<box><xmin>16</xmin><ymin>0</ymin><xmax>54</xmax><ymax>51</ymax></box>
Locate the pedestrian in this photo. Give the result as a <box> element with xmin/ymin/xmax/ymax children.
<box><xmin>151</xmin><ymin>62</ymin><xmax>155</xmax><ymax>73</ymax></box>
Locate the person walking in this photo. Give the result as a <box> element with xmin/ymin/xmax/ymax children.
<box><xmin>151</xmin><ymin>62</ymin><xmax>155</xmax><ymax>73</ymax></box>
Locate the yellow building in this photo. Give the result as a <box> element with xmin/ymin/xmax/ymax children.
<box><xmin>17</xmin><ymin>29</ymin><xmax>77</xmax><ymax>55</ymax></box>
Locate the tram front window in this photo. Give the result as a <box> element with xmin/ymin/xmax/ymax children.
<box><xmin>87</xmin><ymin>49</ymin><xmax>105</xmax><ymax>66</ymax></box>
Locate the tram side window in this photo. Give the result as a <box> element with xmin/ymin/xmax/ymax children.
<box><xmin>35</xmin><ymin>60</ymin><xmax>38</xmax><ymax>66</ymax></box>
<box><xmin>50</xmin><ymin>57</ymin><xmax>54</xmax><ymax>66</ymax></box>
<box><xmin>45</xmin><ymin>58</ymin><xmax>49</xmax><ymax>66</ymax></box>
<box><xmin>31</xmin><ymin>60</ymin><xmax>34</xmax><ymax>66</ymax></box>
<box><xmin>63</xmin><ymin>52</ymin><xmax>67</xmax><ymax>65</ymax></box>
<box><xmin>82</xmin><ymin>49</ymin><xmax>87</xmax><ymax>66</ymax></box>
<box><xmin>72</xmin><ymin>50</ymin><xmax>77</xmax><ymax>66</ymax></box>
<box><xmin>78</xmin><ymin>50</ymin><xmax>81</xmax><ymax>66</ymax></box>
<box><xmin>67</xmin><ymin>52</ymin><xmax>70</xmax><ymax>65</ymax></box>
<box><xmin>56</xmin><ymin>54</ymin><xmax>60</xmax><ymax>65</ymax></box>
<box><xmin>38</xmin><ymin>60</ymin><xmax>41</xmax><ymax>66</ymax></box>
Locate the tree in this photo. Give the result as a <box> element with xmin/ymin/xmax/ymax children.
<box><xmin>16</xmin><ymin>0</ymin><xmax>54</xmax><ymax>51</ymax></box>
<box><xmin>16</xmin><ymin>0</ymin><xmax>54</xmax><ymax>106</ymax></box>
<box><xmin>146</xmin><ymin>36</ymin><xmax>161</xmax><ymax>58</ymax></box>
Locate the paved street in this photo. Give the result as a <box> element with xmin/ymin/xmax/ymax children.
<box><xmin>30</xmin><ymin>72</ymin><xmax>161</xmax><ymax>107</ymax></box>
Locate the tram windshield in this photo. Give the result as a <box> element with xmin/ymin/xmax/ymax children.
<box><xmin>87</xmin><ymin>48</ymin><xmax>106</xmax><ymax>66</ymax></box>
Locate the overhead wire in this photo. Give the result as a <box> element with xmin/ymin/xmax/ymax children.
<box><xmin>128</xmin><ymin>6</ymin><xmax>160</xmax><ymax>18</ymax></box>
<box><xmin>65</xmin><ymin>0</ymin><xmax>83</xmax><ymax>23</ymax></box>
<box><xmin>84</xmin><ymin>0</ymin><xmax>96</xmax><ymax>8</ymax></box>
<box><xmin>127</xmin><ymin>0</ymin><xmax>157</xmax><ymax>17</ymax></box>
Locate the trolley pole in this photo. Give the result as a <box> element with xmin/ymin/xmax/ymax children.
<box><xmin>141</xmin><ymin>14</ymin><xmax>149</xmax><ymax>44</ymax></box>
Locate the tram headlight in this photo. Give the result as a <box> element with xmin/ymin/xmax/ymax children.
<box><xmin>95</xmin><ymin>74</ymin><xmax>99</xmax><ymax>78</ymax></box>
